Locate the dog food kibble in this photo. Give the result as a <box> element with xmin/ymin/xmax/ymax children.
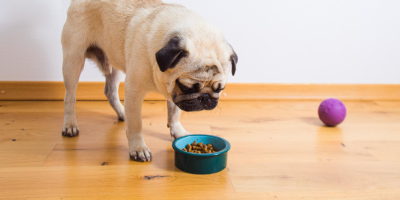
<box><xmin>183</xmin><ymin>141</ymin><xmax>219</xmax><ymax>154</ymax></box>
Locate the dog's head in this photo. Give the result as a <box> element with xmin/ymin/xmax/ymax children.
<box><xmin>155</xmin><ymin>35</ymin><xmax>238</xmax><ymax>112</ymax></box>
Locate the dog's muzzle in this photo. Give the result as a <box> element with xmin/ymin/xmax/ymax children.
<box><xmin>175</xmin><ymin>94</ymin><xmax>218</xmax><ymax>112</ymax></box>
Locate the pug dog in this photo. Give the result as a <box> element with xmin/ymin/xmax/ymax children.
<box><xmin>61</xmin><ymin>0</ymin><xmax>238</xmax><ymax>162</ymax></box>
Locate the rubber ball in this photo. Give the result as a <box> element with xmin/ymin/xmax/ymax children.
<box><xmin>318</xmin><ymin>98</ymin><xmax>346</xmax><ymax>127</ymax></box>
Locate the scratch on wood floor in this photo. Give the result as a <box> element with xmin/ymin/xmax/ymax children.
<box><xmin>144</xmin><ymin>175</ymin><xmax>170</xmax><ymax>180</ymax></box>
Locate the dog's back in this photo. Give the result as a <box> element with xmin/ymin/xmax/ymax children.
<box><xmin>66</xmin><ymin>0</ymin><xmax>164</xmax><ymax>25</ymax></box>
<box><xmin>62</xmin><ymin>0</ymin><xmax>164</xmax><ymax>71</ymax></box>
<box><xmin>69</xmin><ymin>0</ymin><xmax>163</xmax><ymax>10</ymax></box>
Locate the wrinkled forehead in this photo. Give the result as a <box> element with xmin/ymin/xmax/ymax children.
<box><xmin>165</xmin><ymin>42</ymin><xmax>231</xmax><ymax>93</ymax></box>
<box><xmin>183</xmin><ymin>65</ymin><xmax>220</xmax><ymax>81</ymax></box>
<box><xmin>184</xmin><ymin>47</ymin><xmax>230</xmax><ymax>81</ymax></box>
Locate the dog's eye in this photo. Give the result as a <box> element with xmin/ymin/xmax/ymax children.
<box><xmin>176</xmin><ymin>80</ymin><xmax>200</xmax><ymax>94</ymax></box>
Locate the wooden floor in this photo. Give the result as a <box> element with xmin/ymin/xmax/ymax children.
<box><xmin>1</xmin><ymin>100</ymin><xmax>400</xmax><ymax>200</ymax></box>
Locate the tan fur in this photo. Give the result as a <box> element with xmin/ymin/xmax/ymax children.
<box><xmin>61</xmin><ymin>0</ymin><xmax>235</xmax><ymax>162</ymax></box>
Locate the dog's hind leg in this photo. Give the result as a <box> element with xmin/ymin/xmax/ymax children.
<box><xmin>104</xmin><ymin>68</ymin><xmax>125</xmax><ymax>121</ymax></box>
<box><xmin>86</xmin><ymin>45</ymin><xmax>125</xmax><ymax>121</ymax></box>
<box><xmin>62</xmin><ymin>50</ymin><xmax>85</xmax><ymax>137</ymax></box>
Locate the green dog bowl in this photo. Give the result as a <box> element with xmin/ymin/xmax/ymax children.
<box><xmin>172</xmin><ymin>135</ymin><xmax>230</xmax><ymax>174</ymax></box>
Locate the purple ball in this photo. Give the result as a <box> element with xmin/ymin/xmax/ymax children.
<box><xmin>318</xmin><ymin>98</ymin><xmax>346</xmax><ymax>127</ymax></box>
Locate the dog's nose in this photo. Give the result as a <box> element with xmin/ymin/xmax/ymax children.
<box><xmin>201</xmin><ymin>94</ymin><xmax>210</xmax><ymax>98</ymax></box>
<box><xmin>198</xmin><ymin>94</ymin><xmax>210</xmax><ymax>102</ymax></box>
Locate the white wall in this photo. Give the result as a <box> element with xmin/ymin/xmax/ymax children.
<box><xmin>1</xmin><ymin>0</ymin><xmax>399</xmax><ymax>83</ymax></box>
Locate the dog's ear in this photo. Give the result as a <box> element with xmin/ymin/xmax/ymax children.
<box><xmin>156</xmin><ymin>37</ymin><xmax>188</xmax><ymax>72</ymax></box>
<box><xmin>230</xmin><ymin>47</ymin><xmax>238</xmax><ymax>76</ymax></box>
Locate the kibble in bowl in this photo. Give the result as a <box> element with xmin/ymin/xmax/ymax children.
<box><xmin>182</xmin><ymin>141</ymin><xmax>220</xmax><ymax>154</ymax></box>
<box><xmin>172</xmin><ymin>135</ymin><xmax>230</xmax><ymax>174</ymax></box>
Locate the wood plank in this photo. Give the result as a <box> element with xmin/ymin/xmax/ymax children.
<box><xmin>353</xmin><ymin>141</ymin><xmax>400</xmax><ymax>162</ymax></box>
<box><xmin>224</xmin><ymin>140</ymin><xmax>379</xmax><ymax>164</ymax></box>
<box><xmin>0</xmin><ymin>140</ymin><xmax>56</xmax><ymax>168</ymax></box>
<box><xmin>24</xmin><ymin>190</ymin><xmax>400</xmax><ymax>200</ymax></box>
<box><xmin>228</xmin><ymin>162</ymin><xmax>400</xmax><ymax>193</ymax></box>
<box><xmin>270</xmin><ymin>190</ymin><xmax>400</xmax><ymax>200</ymax></box>
<box><xmin>1</xmin><ymin>81</ymin><xmax>400</xmax><ymax>101</ymax></box>
<box><xmin>0</xmin><ymin>165</ymin><xmax>234</xmax><ymax>198</ymax></box>
<box><xmin>43</xmin><ymin>142</ymin><xmax>173</xmax><ymax>167</ymax></box>
<box><xmin>26</xmin><ymin>193</ymin><xmax>273</xmax><ymax>200</ymax></box>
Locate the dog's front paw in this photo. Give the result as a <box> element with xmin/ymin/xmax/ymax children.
<box><xmin>170</xmin><ymin>123</ymin><xmax>192</xmax><ymax>139</ymax></box>
<box><xmin>62</xmin><ymin>117</ymin><xmax>79</xmax><ymax>137</ymax></box>
<box><xmin>129</xmin><ymin>143</ymin><xmax>152</xmax><ymax>162</ymax></box>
